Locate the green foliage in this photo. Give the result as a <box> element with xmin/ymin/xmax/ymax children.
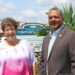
<box><xmin>35</xmin><ymin>53</ymin><xmax>41</xmax><ymax>75</ymax></box>
<box><xmin>66</xmin><ymin>25</ymin><xmax>75</xmax><ymax>31</ymax></box>
<box><xmin>62</xmin><ymin>4</ymin><xmax>75</xmax><ymax>30</ymax></box>
<box><xmin>35</xmin><ymin>53</ymin><xmax>41</xmax><ymax>65</ymax></box>
<box><xmin>35</xmin><ymin>24</ymin><xmax>50</xmax><ymax>36</ymax></box>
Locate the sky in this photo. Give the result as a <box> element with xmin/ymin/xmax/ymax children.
<box><xmin>0</xmin><ymin>0</ymin><xmax>75</xmax><ymax>25</ymax></box>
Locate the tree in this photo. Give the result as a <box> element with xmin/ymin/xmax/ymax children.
<box><xmin>62</xmin><ymin>4</ymin><xmax>75</xmax><ymax>30</ymax></box>
<box><xmin>35</xmin><ymin>24</ymin><xmax>50</xmax><ymax>36</ymax></box>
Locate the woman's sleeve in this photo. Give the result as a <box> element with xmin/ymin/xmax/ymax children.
<box><xmin>28</xmin><ymin>42</ymin><xmax>37</xmax><ymax>66</ymax></box>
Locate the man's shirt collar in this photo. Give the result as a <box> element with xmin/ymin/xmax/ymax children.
<box><xmin>49</xmin><ymin>25</ymin><xmax>64</xmax><ymax>38</ymax></box>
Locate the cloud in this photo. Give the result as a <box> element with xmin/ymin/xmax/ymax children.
<box><xmin>55</xmin><ymin>0</ymin><xmax>68</xmax><ymax>4</ymax></box>
<box><xmin>36</xmin><ymin>0</ymin><xmax>51</xmax><ymax>6</ymax></box>
<box><xmin>15</xmin><ymin>9</ymin><xmax>39</xmax><ymax>23</ymax></box>
<box><xmin>15</xmin><ymin>9</ymin><xmax>48</xmax><ymax>24</ymax></box>
<box><xmin>36</xmin><ymin>0</ymin><xmax>69</xmax><ymax>7</ymax></box>
<box><xmin>0</xmin><ymin>0</ymin><xmax>19</xmax><ymax>19</ymax></box>
<box><xmin>0</xmin><ymin>7</ymin><xmax>12</xmax><ymax>17</ymax></box>
<box><xmin>4</xmin><ymin>2</ymin><xmax>18</xmax><ymax>10</ymax></box>
<box><xmin>20</xmin><ymin>9</ymin><xmax>38</xmax><ymax>17</ymax></box>
<box><xmin>0</xmin><ymin>1</ymin><xmax>18</xmax><ymax>10</ymax></box>
<box><xmin>0</xmin><ymin>0</ymin><xmax>75</xmax><ymax>26</ymax></box>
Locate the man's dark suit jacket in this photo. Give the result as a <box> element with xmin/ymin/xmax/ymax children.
<box><xmin>39</xmin><ymin>26</ymin><xmax>75</xmax><ymax>75</ymax></box>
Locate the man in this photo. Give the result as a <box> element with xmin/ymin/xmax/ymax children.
<box><xmin>39</xmin><ymin>7</ymin><xmax>75</xmax><ymax>75</ymax></box>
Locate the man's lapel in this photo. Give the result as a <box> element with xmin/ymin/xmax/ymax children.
<box><xmin>47</xmin><ymin>27</ymin><xmax>66</xmax><ymax>60</ymax></box>
<box><xmin>45</xmin><ymin>35</ymin><xmax>50</xmax><ymax>61</ymax></box>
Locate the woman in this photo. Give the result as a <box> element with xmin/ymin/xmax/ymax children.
<box><xmin>0</xmin><ymin>18</ymin><xmax>37</xmax><ymax>75</ymax></box>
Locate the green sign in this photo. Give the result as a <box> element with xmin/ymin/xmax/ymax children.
<box><xmin>16</xmin><ymin>24</ymin><xmax>42</xmax><ymax>35</ymax></box>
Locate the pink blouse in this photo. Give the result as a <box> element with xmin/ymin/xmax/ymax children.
<box><xmin>0</xmin><ymin>40</ymin><xmax>37</xmax><ymax>75</ymax></box>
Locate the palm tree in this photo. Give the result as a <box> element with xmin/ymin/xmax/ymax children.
<box><xmin>62</xmin><ymin>4</ymin><xmax>75</xmax><ymax>30</ymax></box>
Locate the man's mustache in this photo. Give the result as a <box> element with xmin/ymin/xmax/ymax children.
<box><xmin>51</xmin><ymin>21</ymin><xmax>57</xmax><ymax>24</ymax></box>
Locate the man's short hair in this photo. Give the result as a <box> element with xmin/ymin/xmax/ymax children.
<box><xmin>49</xmin><ymin>7</ymin><xmax>63</xmax><ymax>18</ymax></box>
